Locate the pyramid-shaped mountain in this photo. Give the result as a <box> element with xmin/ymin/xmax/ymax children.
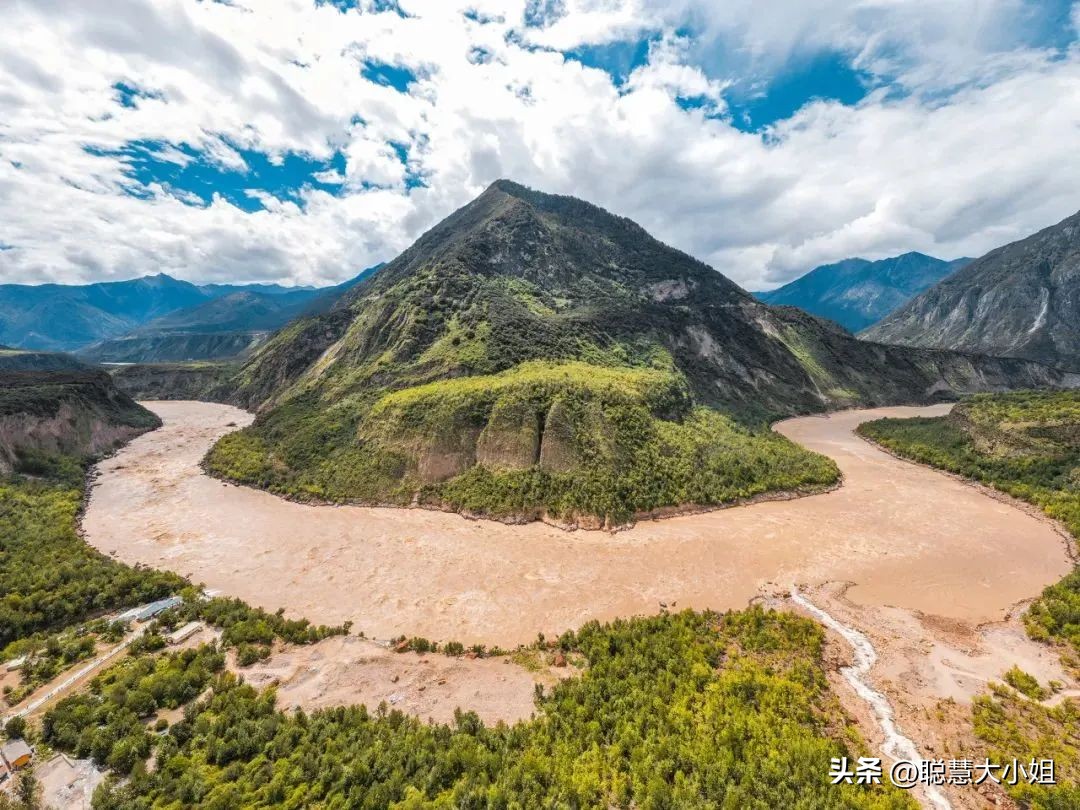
<box><xmin>208</xmin><ymin>180</ymin><xmax>1068</xmax><ymax>526</ymax></box>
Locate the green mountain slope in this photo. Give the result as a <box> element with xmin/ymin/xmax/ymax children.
<box><xmin>209</xmin><ymin>180</ymin><xmax>1071</xmax><ymax>526</ymax></box>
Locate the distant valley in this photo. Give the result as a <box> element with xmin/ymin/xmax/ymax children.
<box><xmin>863</xmin><ymin>210</ymin><xmax>1080</xmax><ymax>370</ymax></box>
<box><xmin>0</xmin><ymin>266</ymin><xmax>381</xmax><ymax>362</ymax></box>
<box><xmin>755</xmin><ymin>252</ymin><xmax>970</xmax><ymax>332</ymax></box>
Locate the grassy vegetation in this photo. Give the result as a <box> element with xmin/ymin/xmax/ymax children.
<box><xmin>209</xmin><ymin>362</ymin><xmax>838</xmax><ymax>526</ymax></box>
<box><xmin>973</xmin><ymin>682</ymin><xmax>1080</xmax><ymax>808</ymax></box>
<box><xmin>45</xmin><ymin>608</ymin><xmax>914</xmax><ymax>809</ymax></box>
<box><xmin>857</xmin><ymin>391</ymin><xmax>1080</xmax><ymax>652</ymax></box>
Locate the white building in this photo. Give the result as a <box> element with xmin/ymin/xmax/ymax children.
<box><xmin>166</xmin><ymin>622</ymin><xmax>203</xmax><ymax>645</ymax></box>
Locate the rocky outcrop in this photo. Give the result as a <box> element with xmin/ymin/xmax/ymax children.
<box><xmin>475</xmin><ymin>399</ymin><xmax>541</xmax><ymax>471</ymax></box>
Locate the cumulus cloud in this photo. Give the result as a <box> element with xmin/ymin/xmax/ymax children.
<box><xmin>0</xmin><ymin>0</ymin><xmax>1077</xmax><ymax>290</ymax></box>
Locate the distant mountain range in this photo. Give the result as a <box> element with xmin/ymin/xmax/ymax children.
<box><xmin>0</xmin><ymin>274</ymin><xmax>211</xmax><ymax>352</ymax></box>
<box><xmin>0</xmin><ymin>267</ymin><xmax>381</xmax><ymax>362</ymax></box>
<box><xmin>755</xmin><ymin>253</ymin><xmax>970</xmax><ymax>332</ymax></box>
<box><xmin>863</xmin><ymin>210</ymin><xmax>1080</xmax><ymax>370</ymax></box>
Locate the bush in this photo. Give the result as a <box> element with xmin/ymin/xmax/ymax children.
<box><xmin>1003</xmin><ymin>666</ymin><xmax>1047</xmax><ymax>700</ymax></box>
<box><xmin>4</xmin><ymin>716</ymin><xmax>27</xmax><ymax>739</ymax></box>
<box><xmin>0</xmin><ymin>470</ymin><xmax>185</xmax><ymax>648</ymax></box>
<box><xmin>236</xmin><ymin>644</ymin><xmax>271</xmax><ymax>667</ymax></box>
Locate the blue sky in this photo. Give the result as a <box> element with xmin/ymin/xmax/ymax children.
<box><xmin>558</xmin><ymin>32</ymin><xmax>876</xmax><ymax>131</ymax></box>
<box><xmin>88</xmin><ymin>139</ymin><xmax>348</xmax><ymax>211</ymax></box>
<box><xmin>1</xmin><ymin>0</ymin><xmax>1078</xmax><ymax>289</ymax></box>
<box><xmin>720</xmin><ymin>52</ymin><xmax>873</xmax><ymax>131</ymax></box>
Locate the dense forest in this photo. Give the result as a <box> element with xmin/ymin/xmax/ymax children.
<box><xmin>0</xmin><ymin>456</ymin><xmax>183</xmax><ymax>649</ymax></box>
<box><xmin>41</xmin><ymin>608</ymin><xmax>914</xmax><ymax>809</ymax></box>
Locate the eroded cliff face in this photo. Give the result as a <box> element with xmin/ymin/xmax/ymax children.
<box><xmin>107</xmin><ymin>362</ymin><xmax>236</xmax><ymax>403</ymax></box>
<box><xmin>0</xmin><ymin>403</ymin><xmax>148</xmax><ymax>472</ymax></box>
<box><xmin>0</xmin><ymin>370</ymin><xmax>160</xmax><ymax>472</ymax></box>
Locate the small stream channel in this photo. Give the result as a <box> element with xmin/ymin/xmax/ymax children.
<box><xmin>790</xmin><ymin>587</ymin><xmax>952</xmax><ymax>810</ymax></box>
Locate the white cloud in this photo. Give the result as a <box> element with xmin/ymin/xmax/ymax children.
<box><xmin>0</xmin><ymin>0</ymin><xmax>1077</xmax><ymax>291</ymax></box>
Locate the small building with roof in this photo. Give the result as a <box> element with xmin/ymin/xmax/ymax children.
<box><xmin>166</xmin><ymin>622</ymin><xmax>203</xmax><ymax>645</ymax></box>
<box><xmin>135</xmin><ymin>596</ymin><xmax>183</xmax><ymax>622</ymax></box>
<box><xmin>1</xmin><ymin>739</ymin><xmax>33</xmax><ymax>772</ymax></box>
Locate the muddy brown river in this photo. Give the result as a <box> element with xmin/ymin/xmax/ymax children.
<box><xmin>83</xmin><ymin>401</ymin><xmax>1071</xmax><ymax>646</ymax></box>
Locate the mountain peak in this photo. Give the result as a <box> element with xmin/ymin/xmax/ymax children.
<box><xmin>486</xmin><ymin>178</ymin><xmax>532</xmax><ymax>197</ymax></box>
<box><xmin>862</xmin><ymin>208</ymin><xmax>1080</xmax><ymax>368</ymax></box>
<box><xmin>756</xmin><ymin>251</ymin><xmax>962</xmax><ymax>332</ymax></box>
<box><xmin>355</xmin><ymin>180</ymin><xmax>743</xmax><ymax>310</ymax></box>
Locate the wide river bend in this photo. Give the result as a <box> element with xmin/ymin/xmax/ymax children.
<box><xmin>83</xmin><ymin>401</ymin><xmax>1071</xmax><ymax>646</ymax></box>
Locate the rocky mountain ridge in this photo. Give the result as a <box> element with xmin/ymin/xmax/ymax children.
<box><xmin>862</xmin><ymin>209</ymin><xmax>1080</xmax><ymax>370</ymax></box>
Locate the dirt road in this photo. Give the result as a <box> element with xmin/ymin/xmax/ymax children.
<box><xmin>82</xmin><ymin>401</ymin><xmax>1070</xmax><ymax>646</ymax></box>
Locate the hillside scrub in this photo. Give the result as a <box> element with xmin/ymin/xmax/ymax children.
<box><xmin>857</xmin><ymin>391</ymin><xmax>1080</xmax><ymax>651</ymax></box>
<box><xmin>972</xmin><ymin>682</ymin><xmax>1080</xmax><ymax>807</ymax></box>
<box><xmin>207</xmin><ymin>361</ymin><xmax>839</xmax><ymax>526</ymax></box>
<box><xmin>50</xmin><ymin>607</ymin><xmax>914</xmax><ymax>809</ymax></box>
